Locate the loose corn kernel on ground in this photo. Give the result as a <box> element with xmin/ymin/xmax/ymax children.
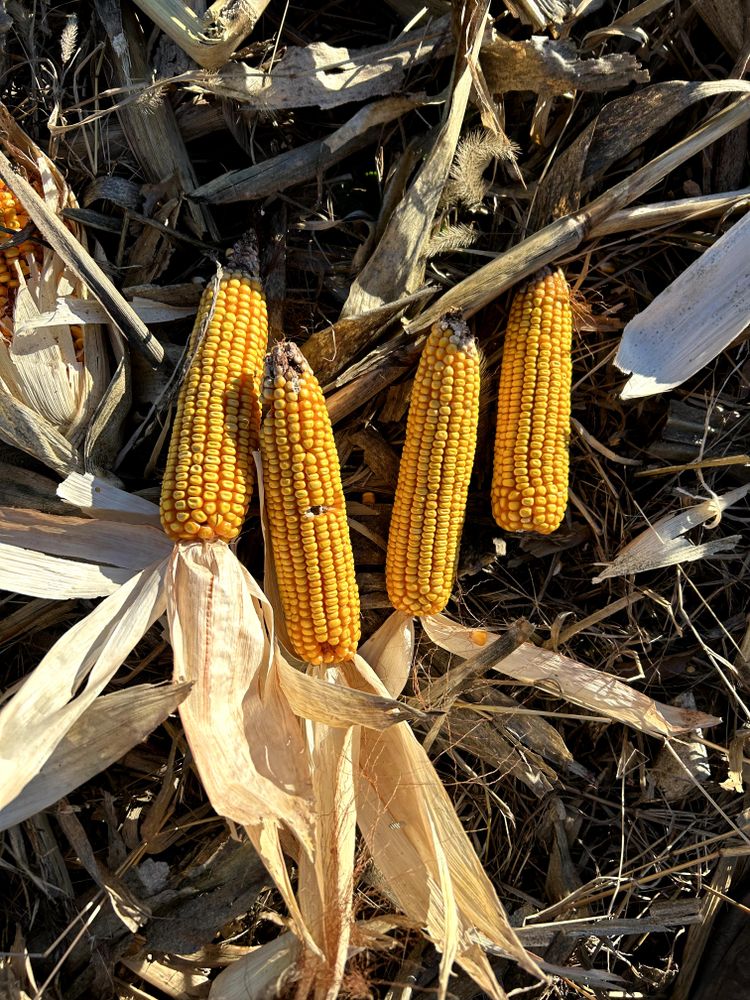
<box><xmin>0</xmin><ymin>180</ymin><xmax>36</xmax><ymax>317</ymax></box>
<box><xmin>160</xmin><ymin>236</ymin><xmax>268</xmax><ymax>542</ymax></box>
<box><xmin>260</xmin><ymin>341</ymin><xmax>360</xmax><ymax>664</ymax></box>
<box><xmin>491</xmin><ymin>267</ymin><xmax>572</xmax><ymax>534</ymax></box>
<box><xmin>385</xmin><ymin>311</ymin><xmax>481</xmax><ymax>616</ymax></box>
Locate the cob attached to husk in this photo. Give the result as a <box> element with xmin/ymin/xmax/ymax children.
<box><xmin>160</xmin><ymin>235</ymin><xmax>269</xmax><ymax>542</ymax></box>
<box><xmin>491</xmin><ymin>267</ymin><xmax>572</xmax><ymax>535</ymax></box>
<box><xmin>386</xmin><ymin>310</ymin><xmax>481</xmax><ymax>616</ymax></box>
<box><xmin>260</xmin><ymin>341</ymin><xmax>360</xmax><ymax>664</ymax></box>
<box><xmin>0</xmin><ymin>179</ymin><xmax>38</xmax><ymax>318</ymax></box>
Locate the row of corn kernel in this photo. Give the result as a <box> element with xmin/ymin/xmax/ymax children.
<box><xmin>385</xmin><ymin>267</ymin><xmax>573</xmax><ymax>616</ymax></box>
<box><xmin>0</xmin><ymin>180</ymin><xmax>36</xmax><ymax>317</ymax></box>
<box><xmin>0</xmin><ymin>179</ymin><xmax>87</xmax><ymax>361</ymax></box>
<box><xmin>159</xmin><ymin>248</ymin><xmax>572</xmax><ymax>660</ymax></box>
<box><xmin>159</xmin><ymin>240</ymin><xmax>359</xmax><ymax>665</ymax></box>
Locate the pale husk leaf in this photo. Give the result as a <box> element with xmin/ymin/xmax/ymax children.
<box><xmin>167</xmin><ymin>543</ymin><xmax>319</xmax><ymax>949</ymax></box>
<box><xmin>0</xmin><ymin>681</ymin><xmax>189</xmax><ymax>829</ymax></box>
<box><xmin>0</xmin><ymin>542</ymin><xmax>135</xmax><ymax>598</ymax></box>
<box><xmin>492</xmin><ymin>643</ymin><xmax>721</xmax><ymax>738</ymax></box>
<box><xmin>421</xmin><ymin>612</ymin><xmax>499</xmax><ymax>660</ymax></box>
<box><xmin>592</xmin><ymin>484</ymin><xmax>750</xmax><ymax>581</ymax></box>
<box><xmin>359</xmin><ymin>609</ymin><xmax>414</xmax><ymax>697</ymax></box>
<box><xmin>616</xmin><ymin>211</ymin><xmax>750</xmax><ymax>398</ymax></box>
<box><xmin>0</xmin><ymin>559</ymin><xmax>167</xmax><ymax>816</ymax></box>
<box><xmin>0</xmin><ymin>506</ymin><xmax>171</xmax><ymax>569</ymax></box>
<box><xmin>167</xmin><ymin>543</ymin><xmax>313</xmax><ymax>832</ymax></box>
<box><xmin>276</xmin><ymin>651</ymin><xmax>420</xmax><ymax>729</ymax></box>
<box><xmin>343</xmin><ymin>654</ymin><xmax>542</xmax><ymax>997</ymax></box>
<box><xmin>57</xmin><ymin>471</ymin><xmax>162</xmax><ymax>525</ymax></box>
<box><xmin>2</xmin><ymin>255</ymin><xmax>109</xmax><ymax>445</ymax></box>
<box><xmin>296</xmin><ymin>697</ymin><xmax>358</xmax><ymax>1000</ymax></box>
<box><xmin>210</xmin><ymin>934</ymin><xmax>301</xmax><ymax>1000</ymax></box>
<box><xmin>14</xmin><ymin>296</ymin><xmax>195</xmax><ymax>329</ymax></box>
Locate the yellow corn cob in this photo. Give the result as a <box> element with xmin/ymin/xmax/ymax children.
<box><xmin>160</xmin><ymin>235</ymin><xmax>268</xmax><ymax>542</ymax></box>
<box><xmin>0</xmin><ymin>180</ymin><xmax>36</xmax><ymax>316</ymax></box>
<box><xmin>491</xmin><ymin>267</ymin><xmax>572</xmax><ymax>534</ymax></box>
<box><xmin>385</xmin><ymin>311</ymin><xmax>481</xmax><ymax>616</ymax></box>
<box><xmin>260</xmin><ymin>342</ymin><xmax>360</xmax><ymax>664</ymax></box>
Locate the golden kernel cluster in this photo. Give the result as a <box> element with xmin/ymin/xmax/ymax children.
<box><xmin>159</xmin><ymin>271</ymin><xmax>268</xmax><ymax>542</ymax></box>
<box><xmin>491</xmin><ymin>268</ymin><xmax>572</xmax><ymax>535</ymax></box>
<box><xmin>260</xmin><ymin>342</ymin><xmax>360</xmax><ymax>664</ymax></box>
<box><xmin>0</xmin><ymin>180</ymin><xmax>37</xmax><ymax>317</ymax></box>
<box><xmin>386</xmin><ymin>315</ymin><xmax>481</xmax><ymax>616</ymax></box>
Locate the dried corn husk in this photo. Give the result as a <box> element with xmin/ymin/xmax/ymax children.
<box><xmin>0</xmin><ymin>107</ymin><xmax>113</xmax><ymax>475</ymax></box>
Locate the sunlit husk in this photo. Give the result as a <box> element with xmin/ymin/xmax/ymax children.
<box><xmin>0</xmin><ymin>558</ymin><xmax>168</xmax><ymax>825</ymax></box>
<box><xmin>0</xmin><ymin>105</ymin><xmax>109</xmax><ymax>464</ymax></box>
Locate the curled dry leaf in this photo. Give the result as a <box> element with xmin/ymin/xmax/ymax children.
<box><xmin>190</xmin><ymin>19</ymin><xmax>452</xmax><ymax>111</ymax></box>
<box><xmin>480</xmin><ymin>34</ymin><xmax>648</xmax><ymax>96</ymax></box>
<box><xmin>492</xmin><ymin>643</ymin><xmax>721</xmax><ymax>739</ymax></box>
<box><xmin>592</xmin><ymin>484</ymin><xmax>750</xmax><ymax>581</ymax></box>
<box><xmin>0</xmin><ymin>559</ymin><xmax>168</xmax><ymax>824</ymax></box>
<box><xmin>616</xmin><ymin>211</ymin><xmax>750</xmax><ymax>399</ymax></box>
<box><xmin>276</xmin><ymin>650</ymin><xmax>421</xmax><ymax>729</ymax></box>
<box><xmin>0</xmin><ymin>683</ymin><xmax>189</xmax><ymax>830</ymax></box>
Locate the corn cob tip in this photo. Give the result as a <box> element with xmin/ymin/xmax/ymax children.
<box><xmin>226</xmin><ymin>231</ymin><xmax>260</xmax><ymax>279</ymax></box>
<box><xmin>437</xmin><ymin>309</ymin><xmax>471</xmax><ymax>346</ymax></box>
<box><xmin>263</xmin><ymin>339</ymin><xmax>308</xmax><ymax>389</ymax></box>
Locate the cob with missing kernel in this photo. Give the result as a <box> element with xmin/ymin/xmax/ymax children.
<box><xmin>386</xmin><ymin>311</ymin><xmax>481</xmax><ymax>616</ymax></box>
<box><xmin>260</xmin><ymin>341</ymin><xmax>360</xmax><ymax>664</ymax></box>
<box><xmin>160</xmin><ymin>235</ymin><xmax>269</xmax><ymax>542</ymax></box>
<box><xmin>491</xmin><ymin>267</ymin><xmax>572</xmax><ymax>535</ymax></box>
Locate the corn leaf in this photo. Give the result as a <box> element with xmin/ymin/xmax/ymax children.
<box><xmin>0</xmin><ymin>559</ymin><xmax>167</xmax><ymax>821</ymax></box>
<box><xmin>0</xmin><ymin>681</ymin><xmax>188</xmax><ymax>829</ymax></box>
<box><xmin>0</xmin><ymin>542</ymin><xmax>134</xmax><ymax>598</ymax></box>
<box><xmin>492</xmin><ymin>643</ymin><xmax>721</xmax><ymax>738</ymax></box>
<box><xmin>616</xmin><ymin>211</ymin><xmax>750</xmax><ymax>398</ymax></box>
<box><xmin>57</xmin><ymin>471</ymin><xmax>162</xmax><ymax>525</ymax></box>
<box><xmin>592</xmin><ymin>484</ymin><xmax>750</xmax><ymax>581</ymax></box>
<box><xmin>296</xmin><ymin>694</ymin><xmax>357</xmax><ymax>1000</ymax></box>
<box><xmin>0</xmin><ymin>507</ymin><xmax>171</xmax><ymax>569</ymax></box>
<box><xmin>343</xmin><ymin>654</ymin><xmax>543</xmax><ymax>998</ymax></box>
